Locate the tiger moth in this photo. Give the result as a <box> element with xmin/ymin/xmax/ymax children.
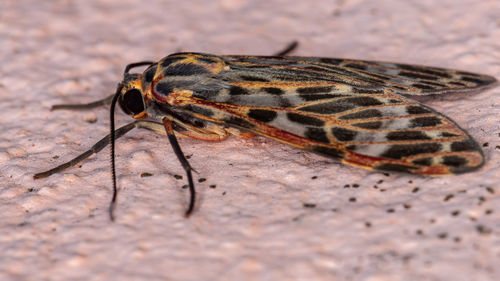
<box><xmin>34</xmin><ymin>43</ymin><xmax>497</xmax><ymax>219</ymax></box>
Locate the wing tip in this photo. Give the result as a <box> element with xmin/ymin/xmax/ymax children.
<box><xmin>469</xmin><ymin>72</ymin><xmax>498</xmax><ymax>90</ymax></box>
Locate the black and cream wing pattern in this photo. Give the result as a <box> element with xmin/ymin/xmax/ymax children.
<box><xmin>155</xmin><ymin>53</ymin><xmax>496</xmax><ymax>175</ymax></box>
<box><xmin>35</xmin><ymin>51</ymin><xmax>498</xmax><ymax>219</ymax></box>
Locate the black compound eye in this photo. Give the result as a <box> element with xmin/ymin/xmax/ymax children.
<box><xmin>120</xmin><ymin>89</ymin><xmax>145</xmax><ymax>115</ymax></box>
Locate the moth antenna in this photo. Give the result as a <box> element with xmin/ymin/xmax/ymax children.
<box><xmin>108</xmin><ymin>86</ymin><xmax>122</xmax><ymax>221</ymax></box>
<box><xmin>50</xmin><ymin>94</ymin><xmax>114</xmax><ymax>111</ymax></box>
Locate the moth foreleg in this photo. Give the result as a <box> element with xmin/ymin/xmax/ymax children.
<box><xmin>163</xmin><ymin>119</ymin><xmax>196</xmax><ymax>217</ymax></box>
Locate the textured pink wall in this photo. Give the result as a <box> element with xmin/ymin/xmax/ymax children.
<box><xmin>1</xmin><ymin>1</ymin><xmax>499</xmax><ymax>280</ymax></box>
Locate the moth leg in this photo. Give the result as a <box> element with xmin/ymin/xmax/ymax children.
<box><xmin>176</xmin><ymin>127</ymin><xmax>228</xmax><ymax>141</ymax></box>
<box><xmin>225</xmin><ymin>127</ymin><xmax>255</xmax><ymax>139</ymax></box>
<box><xmin>273</xmin><ymin>41</ymin><xmax>298</xmax><ymax>56</ymax></box>
<box><xmin>137</xmin><ymin>121</ymin><xmax>230</xmax><ymax>141</ymax></box>
<box><xmin>163</xmin><ymin>119</ymin><xmax>196</xmax><ymax>217</ymax></box>
<box><xmin>50</xmin><ymin>94</ymin><xmax>114</xmax><ymax>110</ymax></box>
<box><xmin>34</xmin><ymin>120</ymin><xmax>162</xmax><ymax>179</ymax></box>
<box><xmin>173</xmin><ymin>120</ymin><xmax>230</xmax><ymax>141</ymax></box>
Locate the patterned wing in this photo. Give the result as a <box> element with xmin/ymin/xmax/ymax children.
<box><xmin>221</xmin><ymin>55</ymin><xmax>497</xmax><ymax>96</ymax></box>
<box><xmin>152</xmin><ymin>54</ymin><xmax>496</xmax><ymax>175</ymax></box>
<box><xmin>189</xmin><ymin>87</ymin><xmax>484</xmax><ymax>175</ymax></box>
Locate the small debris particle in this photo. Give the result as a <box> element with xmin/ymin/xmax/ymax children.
<box><xmin>429</xmin><ymin>218</ymin><xmax>436</xmax><ymax>224</ymax></box>
<box><xmin>52</xmin><ymin>155</ymin><xmax>59</xmax><ymax>159</ymax></box>
<box><xmin>181</xmin><ymin>185</ymin><xmax>188</xmax><ymax>189</ymax></box>
<box><xmin>209</xmin><ymin>184</ymin><xmax>217</xmax><ymax>189</ymax></box>
<box><xmin>198</xmin><ymin>178</ymin><xmax>206</xmax><ymax>183</ymax></box>
<box><xmin>186</xmin><ymin>154</ymin><xmax>192</xmax><ymax>159</ymax></box>
<box><xmin>386</xmin><ymin>208</ymin><xmax>395</xmax><ymax>213</ymax></box>
<box><xmin>412</xmin><ymin>187</ymin><xmax>420</xmax><ymax>193</ymax></box>
<box><xmin>437</xmin><ymin>232</ymin><xmax>448</xmax><ymax>239</ymax></box>
<box><xmin>311</xmin><ymin>176</ymin><xmax>318</xmax><ymax>180</ymax></box>
<box><xmin>402</xmin><ymin>255</ymin><xmax>413</xmax><ymax>263</ymax></box>
<box><xmin>476</xmin><ymin>224</ymin><xmax>492</xmax><ymax>235</ymax></box>
<box><xmin>303</xmin><ymin>203</ymin><xmax>316</xmax><ymax>208</ymax></box>
<box><xmin>495</xmin><ymin>145</ymin><xmax>500</xmax><ymax>150</ymax></box>
<box><xmin>453</xmin><ymin>237</ymin><xmax>461</xmax><ymax>243</ymax></box>
<box><xmin>416</xmin><ymin>229</ymin><xmax>424</xmax><ymax>235</ymax></box>
<box><xmin>344</xmin><ymin>184</ymin><xmax>350</xmax><ymax>188</ymax></box>
<box><xmin>84</xmin><ymin>115</ymin><xmax>97</xmax><ymax>123</ymax></box>
<box><xmin>383</xmin><ymin>173</ymin><xmax>390</xmax><ymax>177</ymax></box>
<box><xmin>408</xmin><ymin>180</ymin><xmax>413</xmax><ymax>184</ymax></box>
<box><xmin>478</xmin><ymin>196</ymin><xmax>486</xmax><ymax>205</ymax></box>
<box><xmin>365</xmin><ymin>222</ymin><xmax>372</xmax><ymax>228</ymax></box>
<box><xmin>485</xmin><ymin>187</ymin><xmax>494</xmax><ymax>194</ymax></box>
<box><xmin>222</xmin><ymin>191</ymin><xmax>226</xmax><ymax>196</ymax></box>
<box><xmin>352</xmin><ymin>183</ymin><xmax>360</xmax><ymax>188</ymax></box>
<box><xmin>403</xmin><ymin>203</ymin><xmax>412</xmax><ymax>209</ymax></box>
<box><xmin>373</xmin><ymin>185</ymin><xmax>379</xmax><ymax>189</ymax></box>
<box><xmin>174</xmin><ymin>174</ymin><xmax>183</xmax><ymax>180</ymax></box>
<box><xmin>485</xmin><ymin>209</ymin><xmax>493</xmax><ymax>215</ymax></box>
<box><xmin>482</xmin><ymin>142</ymin><xmax>489</xmax><ymax>147</ymax></box>
<box><xmin>377</xmin><ymin>179</ymin><xmax>384</xmax><ymax>184</ymax></box>
<box><xmin>27</xmin><ymin>187</ymin><xmax>35</xmax><ymax>192</ymax></box>
<box><xmin>451</xmin><ymin>210</ymin><xmax>460</xmax><ymax>216</ymax></box>
<box><xmin>443</xmin><ymin>194</ymin><xmax>454</xmax><ymax>201</ymax></box>
<box><xmin>140</xmin><ymin>172</ymin><xmax>153</xmax><ymax>177</ymax></box>
<box><xmin>349</xmin><ymin>197</ymin><xmax>357</xmax><ymax>202</ymax></box>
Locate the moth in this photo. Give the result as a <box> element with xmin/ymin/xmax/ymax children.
<box><xmin>34</xmin><ymin>42</ymin><xmax>497</xmax><ymax>220</ymax></box>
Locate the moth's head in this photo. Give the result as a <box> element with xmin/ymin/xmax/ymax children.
<box><xmin>117</xmin><ymin>72</ymin><xmax>149</xmax><ymax>119</ymax></box>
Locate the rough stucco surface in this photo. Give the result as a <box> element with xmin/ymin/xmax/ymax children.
<box><xmin>1</xmin><ymin>0</ymin><xmax>499</xmax><ymax>280</ymax></box>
